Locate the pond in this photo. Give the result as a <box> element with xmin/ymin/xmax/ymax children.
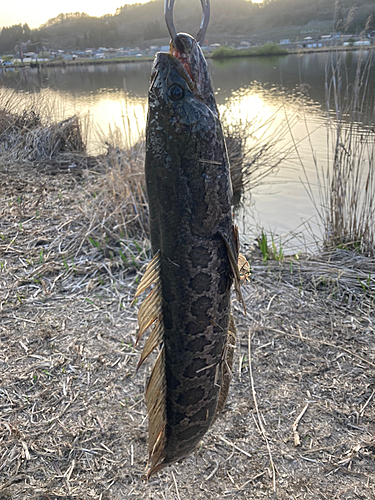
<box><xmin>1</xmin><ymin>50</ymin><xmax>374</xmax><ymax>252</ymax></box>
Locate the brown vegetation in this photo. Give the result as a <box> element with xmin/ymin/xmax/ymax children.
<box><xmin>0</xmin><ymin>161</ymin><xmax>374</xmax><ymax>499</ymax></box>
<box><xmin>301</xmin><ymin>50</ymin><xmax>375</xmax><ymax>257</ymax></box>
<box><xmin>0</xmin><ymin>90</ymin><xmax>85</xmax><ymax>164</ymax></box>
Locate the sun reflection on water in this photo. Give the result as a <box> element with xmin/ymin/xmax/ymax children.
<box><xmin>83</xmin><ymin>96</ymin><xmax>148</xmax><ymax>153</ymax></box>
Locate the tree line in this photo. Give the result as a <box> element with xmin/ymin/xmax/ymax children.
<box><xmin>0</xmin><ymin>0</ymin><xmax>374</xmax><ymax>54</ymax></box>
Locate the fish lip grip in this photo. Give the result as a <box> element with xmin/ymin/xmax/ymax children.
<box><xmin>164</xmin><ymin>0</ymin><xmax>210</xmax><ymax>47</ymax></box>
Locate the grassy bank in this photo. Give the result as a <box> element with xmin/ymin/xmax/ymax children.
<box><xmin>1</xmin><ymin>56</ymin><xmax>155</xmax><ymax>70</ymax></box>
<box><xmin>43</xmin><ymin>56</ymin><xmax>155</xmax><ymax>67</ymax></box>
<box><xmin>211</xmin><ymin>43</ymin><xmax>288</xmax><ymax>59</ymax></box>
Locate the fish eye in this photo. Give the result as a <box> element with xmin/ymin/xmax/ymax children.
<box><xmin>168</xmin><ymin>84</ymin><xmax>184</xmax><ymax>101</ymax></box>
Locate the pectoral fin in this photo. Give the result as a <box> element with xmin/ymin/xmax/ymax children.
<box><xmin>219</xmin><ymin>225</ymin><xmax>247</xmax><ymax>314</ymax></box>
<box><xmin>238</xmin><ymin>253</ymin><xmax>251</xmax><ymax>282</ymax></box>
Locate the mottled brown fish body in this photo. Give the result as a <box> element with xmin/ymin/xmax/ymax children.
<box><xmin>137</xmin><ymin>33</ymin><xmax>238</xmax><ymax>476</ymax></box>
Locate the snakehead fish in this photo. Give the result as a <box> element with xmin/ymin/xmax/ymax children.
<box><xmin>133</xmin><ymin>32</ymin><xmax>245</xmax><ymax>478</ymax></box>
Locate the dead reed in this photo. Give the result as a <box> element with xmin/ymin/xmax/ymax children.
<box><xmin>0</xmin><ymin>88</ymin><xmax>86</xmax><ymax>163</ymax></box>
<box><xmin>81</xmin><ymin>141</ymin><xmax>150</xmax><ymax>269</ymax></box>
<box><xmin>304</xmin><ymin>49</ymin><xmax>375</xmax><ymax>256</ymax></box>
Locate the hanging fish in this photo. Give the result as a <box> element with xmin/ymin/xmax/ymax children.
<box><xmin>134</xmin><ymin>0</ymin><xmax>248</xmax><ymax>478</ymax></box>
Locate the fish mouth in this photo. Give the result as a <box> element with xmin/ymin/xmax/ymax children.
<box><xmin>166</xmin><ymin>33</ymin><xmax>212</xmax><ymax>104</ymax></box>
<box><xmin>150</xmin><ymin>33</ymin><xmax>216</xmax><ymax>111</ymax></box>
<box><xmin>170</xmin><ymin>44</ymin><xmax>194</xmax><ymax>83</ymax></box>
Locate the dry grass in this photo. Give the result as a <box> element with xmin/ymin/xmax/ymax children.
<box><xmin>80</xmin><ymin>142</ymin><xmax>150</xmax><ymax>269</ymax></box>
<box><xmin>0</xmin><ymin>161</ymin><xmax>374</xmax><ymax>500</ymax></box>
<box><xmin>250</xmin><ymin>244</ymin><xmax>375</xmax><ymax>309</ymax></box>
<box><xmin>0</xmin><ymin>88</ymin><xmax>150</xmax><ymax>270</ymax></box>
<box><xmin>0</xmin><ymin>89</ymin><xmax>86</xmax><ymax>164</ymax></box>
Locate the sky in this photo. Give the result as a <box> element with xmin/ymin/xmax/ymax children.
<box><xmin>0</xmin><ymin>0</ymin><xmax>151</xmax><ymax>29</ymax></box>
<box><xmin>0</xmin><ymin>0</ymin><xmax>262</xmax><ymax>30</ymax></box>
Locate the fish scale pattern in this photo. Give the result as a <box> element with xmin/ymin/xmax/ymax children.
<box><xmin>135</xmin><ymin>33</ymin><xmax>241</xmax><ymax>478</ymax></box>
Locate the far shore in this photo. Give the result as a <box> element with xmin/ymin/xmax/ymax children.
<box><xmin>0</xmin><ymin>44</ymin><xmax>371</xmax><ymax>70</ymax></box>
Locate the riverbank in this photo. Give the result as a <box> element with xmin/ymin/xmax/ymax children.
<box><xmin>0</xmin><ymin>159</ymin><xmax>374</xmax><ymax>499</ymax></box>
<box><xmin>211</xmin><ymin>43</ymin><xmax>372</xmax><ymax>59</ymax></box>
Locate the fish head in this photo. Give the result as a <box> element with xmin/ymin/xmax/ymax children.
<box><xmin>170</xmin><ymin>33</ymin><xmax>217</xmax><ymax>111</ymax></box>
<box><xmin>148</xmin><ymin>33</ymin><xmax>218</xmax><ymax>134</ymax></box>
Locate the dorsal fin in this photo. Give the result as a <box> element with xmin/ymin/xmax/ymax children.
<box><xmin>133</xmin><ymin>250</ymin><xmax>160</xmax><ymax>301</ymax></box>
<box><xmin>136</xmin><ymin>284</ymin><xmax>162</xmax><ymax>342</ymax></box>
<box><xmin>133</xmin><ymin>251</ymin><xmax>167</xmax><ymax>478</ymax></box>
<box><xmin>137</xmin><ymin>317</ymin><xmax>164</xmax><ymax>369</ymax></box>
<box><xmin>145</xmin><ymin>348</ymin><xmax>167</xmax><ymax>477</ymax></box>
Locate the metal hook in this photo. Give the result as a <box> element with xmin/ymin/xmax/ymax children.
<box><xmin>196</xmin><ymin>0</ymin><xmax>210</xmax><ymax>45</ymax></box>
<box><xmin>165</xmin><ymin>0</ymin><xmax>177</xmax><ymax>44</ymax></box>
<box><xmin>164</xmin><ymin>0</ymin><xmax>210</xmax><ymax>46</ymax></box>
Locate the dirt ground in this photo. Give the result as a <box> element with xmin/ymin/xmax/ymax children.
<box><xmin>0</xmin><ymin>163</ymin><xmax>374</xmax><ymax>500</ymax></box>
